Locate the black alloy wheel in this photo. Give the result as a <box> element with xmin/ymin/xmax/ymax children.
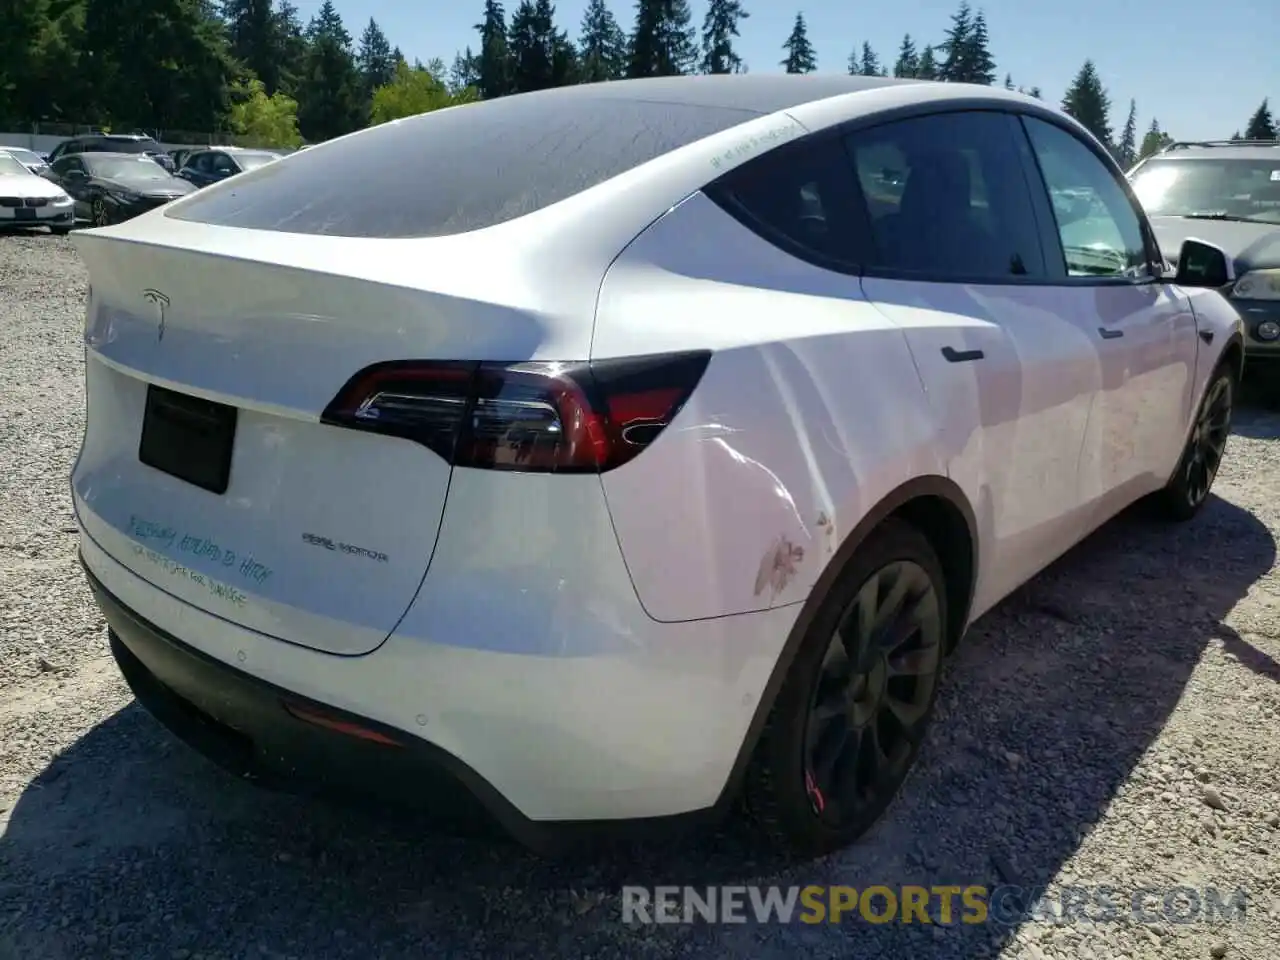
<box><xmin>745</xmin><ymin>518</ymin><xmax>949</xmax><ymax>858</ymax></box>
<box><xmin>1156</xmin><ymin>366</ymin><xmax>1234</xmax><ymax>521</ymax></box>
<box><xmin>802</xmin><ymin>558</ymin><xmax>944</xmax><ymax>825</ymax></box>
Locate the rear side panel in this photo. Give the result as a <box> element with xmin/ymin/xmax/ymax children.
<box><xmin>592</xmin><ymin>192</ymin><xmax>945</xmax><ymax>623</ymax></box>
<box><xmin>71</xmin><ymin>230</ymin><xmax>599</xmax><ymax>656</ymax></box>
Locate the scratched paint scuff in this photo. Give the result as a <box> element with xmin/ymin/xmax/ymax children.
<box><xmin>754</xmin><ymin>535</ymin><xmax>806</xmax><ymax>600</ymax></box>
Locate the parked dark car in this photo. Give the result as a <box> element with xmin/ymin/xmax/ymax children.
<box><xmin>47</xmin><ymin>152</ymin><xmax>194</xmax><ymax>226</ymax></box>
<box><xmin>47</xmin><ymin>133</ymin><xmax>176</xmax><ymax>172</ymax></box>
<box><xmin>177</xmin><ymin>146</ymin><xmax>281</xmax><ymax>187</ymax></box>
<box><xmin>168</xmin><ymin>148</ymin><xmax>194</xmax><ymax>172</ymax></box>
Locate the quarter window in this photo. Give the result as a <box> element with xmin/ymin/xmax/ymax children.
<box><xmin>1021</xmin><ymin>116</ymin><xmax>1151</xmax><ymax>279</ymax></box>
<box><xmin>707</xmin><ymin>139</ymin><xmax>866</xmax><ymax>266</ymax></box>
<box><xmin>844</xmin><ymin>111</ymin><xmax>1046</xmax><ymax>281</ymax></box>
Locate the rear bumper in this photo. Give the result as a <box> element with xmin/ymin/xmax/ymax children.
<box><xmin>88</xmin><ymin>558</ymin><xmax>724</xmax><ymax>853</ymax></box>
<box><xmin>78</xmin><ymin>513</ymin><xmax>799</xmax><ymax>848</ymax></box>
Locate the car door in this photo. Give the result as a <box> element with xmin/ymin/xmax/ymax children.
<box><xmin>1017</xmin><ymin>115</ymin><xmax>1199</xmax><ymax>523</ymax></box>
<box><xmin>51</xmin><ymin>157</ymin><xmax>90</xmax><ymax>219</ymax></box>
<box><xmin>178</xmin><ymin>151</ymin><xmax>209</xmax><ymax>186</ymax></box>
<box><xmin>848</xmin><ymin>110</ymin><xmax>1103</xmax><ymax>617</ymax></box>
<box><xmin>209</xmin><ymin>152</ymin><xmax>238</xmax><ymax>183</ymax></box>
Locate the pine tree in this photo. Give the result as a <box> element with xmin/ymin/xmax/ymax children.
<box><xmin>859</xmin><ymin>42</ymin><xmax>882</xmax><ymax>77</ymax></box>
<box><xmin>356</xmin><ymin>18</ymin><xmax>395</xmax><ymax>99</ymax></box>
<box><xmin>966</xmin><ymin>10</ymin><xmax>996</xmax><ymax>85</ymax></box>
<box><xmin>1003</xmin><ymin>72</ymin><xmax>1013</xmax><ymax>90</ymax></box>
<box><xmin>221</xmin><ymin>0</ymin><xmax>285</xmax><ymax>94</ymax></box>
<box><xmin>628</xmin><ymin>0</ymin><xmax>697</xmax><ymax>77</ymax></box>
<box><xmin>578</xmin><ymin>0</ymin><xmax>627</xmax><ymax>81</ymax></box>
<box><xmin>1117</xmin><ymin>99</ymin><xmax>1137</xmax><ymax>167</ymax></box>
<box><xmin>508</xmin><ymin>0</ymin><xmax>565</xmax><ymax>92</ymax></box>
<box><xmin>939</xmin><ymin>0</ymin><xmax>972</xmax><ymax>82</ymax></box>
<box><xmin>1061</xmin><ymin>59</ymin><xmax>1112</xmax><ymax>147</ymax></box>
<box><xmin>893</xmin><ymin>34</ymin><xmax>918</xmax><ymax>78</ymax></box>
<box><xmin>1027</xmin><ymin>85</ymin><xmax>1041</xmax><ymax>99</ymax></box>
<box><xmin>448</xmin><ymin>47</ymin><xmax>480</xmax><ymax>93</ymax></box>
<box><xmin>916</xmin><ymin>45</ymin><xmax>938</xmax><ymax>80</ymax></box>
<box><xmin>295</xmin><ymin>0</ymin><xmax>364</xmax><ymax>141</ymax></box>
<box><xmin>700</xmin><ymin>0</ymin><xmax>749</xmax><ymax>74</ymax></box>
<box><xmin>780</xmin><ymin>13</ymin><xmax>816</xmax><ymax>73</ymax></box>
<box><xmin>273</xmin><ymin>1</ymin><xmax>308</xmax><ymax>94</ymax></box>
<box><xmin>1244</xmin><ymin>99</ymin><xmax>1277</xmax><ymax>140</ymax></box>
<box><xmin>1138</xmin><ymin>117</ymin><xmax>1172</xmax><ymax>160</ymax></box>
<box><xmin>475</xmin><ymin>0</ymin><xmax>512</xmax><ymax>98</ymax></box>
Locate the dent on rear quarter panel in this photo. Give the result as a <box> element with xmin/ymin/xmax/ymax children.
<box><xmin>593</xmin><ymin>191</ymin><xmax>944</xmax><ymax>623</ymax></box>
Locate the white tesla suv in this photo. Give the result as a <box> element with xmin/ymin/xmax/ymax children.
<box><xmin>72</xmin><ymin>75</ymin><xmax>1244</xmax><ymax>858</ymax></box>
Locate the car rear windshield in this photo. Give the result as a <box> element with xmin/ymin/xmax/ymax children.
<box><xmin>235</xmin><ymin>151</ymin><xmax>279</xmax><ymax>171</ymax></box>
<box><xmin>1130</xmin><ymin>157</ymin><xmax>1280</xmax><ymax>224</ymax></box>
<box><xmin>165</xmin><ymin>94</ymin><xmax>763</xmax><ymax>237</ymax></box>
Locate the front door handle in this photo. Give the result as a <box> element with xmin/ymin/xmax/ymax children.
<box><xmin>1199</xmin><ymin>330</ymin><xmax>1214</xmax><ymax>344</ymax></box>
<box><xmin>941</xmin><ymin>346</ymin><xmax>984</xmax><ymax>363</ymax></box>
<box><xmin>1098</xmin><ymin>327</ymin><xmax>1125</xmax><ymax>339</ymax></box>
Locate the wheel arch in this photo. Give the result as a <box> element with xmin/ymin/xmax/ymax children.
<box><xmin>714</xmin><ymin>474</ymin><xmax>979</xmax><ymax>811</ymax></box>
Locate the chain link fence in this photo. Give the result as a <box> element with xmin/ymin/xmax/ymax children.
<box><xmin>1</xmin><ymin>122</ymin><xmax>292</xmax><ymax>153</ymax></box>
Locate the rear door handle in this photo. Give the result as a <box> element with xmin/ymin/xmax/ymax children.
<box><xmin>1098</xmin><ymin>327</ymin><xmax>1124</xmax><ymax>339</ymax></box>
<box><xmin>941</xmin><ymin>346</ymin><xmax>984</xmax><ymax>363</ymax></box>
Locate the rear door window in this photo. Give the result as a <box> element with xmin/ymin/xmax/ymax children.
<box><xmin>844</xmin><ymin>111</ymin><xmax>1047</xmax><ymax>281</ymax></box>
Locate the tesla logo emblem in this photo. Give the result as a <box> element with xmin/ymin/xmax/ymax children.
<box><xmin>143</xmin><ymin>288</ymin><xmax>170</xmax><ymax>341</ymax></box>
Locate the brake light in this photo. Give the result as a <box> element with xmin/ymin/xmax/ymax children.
<box><xmin>321</xmin><ymin>352</ymin><xmax>710</xmax><ymax>473</ymax></box>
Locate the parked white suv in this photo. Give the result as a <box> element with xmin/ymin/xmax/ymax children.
<box><xmin>71</xmin><ymin>75</ymin><xmax>1243</xmax><ymax>857</ymax></box>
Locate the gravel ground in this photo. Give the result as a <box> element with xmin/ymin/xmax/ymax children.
<box><xmin>1</xmin><ymin>232</ymin><xmax>1279</xmax><ymax>960</ymax></box>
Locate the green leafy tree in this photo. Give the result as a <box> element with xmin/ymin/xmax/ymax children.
<box><xmin>858</xmin><ymin>41</ymin><xmax>883</xmax><ymax>77</ymax></box>
<box><xmin>938</xmin><ymin>0</ymin><xmax>971</xmax><ymax>81</ymax></box>
<box><xmin>1244</xmin><ymin>99</ymin><xmax>1277</xmax><ymax>140</ymax></box>
<box><xmin>1138</xmin><ymin>117</ymin><xmax>1172</xmax><ymax>160</ymax></box>
<box><xmin>700</xmin><ymin>0</ymin><xmax>748</xmax><ymax>75</ymax></box>
<box><xmin>1116</xmin><ymin>99</ymin><xmax>1137</xmax><ymax>167</ymax></box>
<box><xmin>578</xmin><ymin>0</ymin><xmax>627</xmax><ymax>81</ymax></box>
<box><xmin>892</xmin><ymin>34</ymin><xmax>918</xmax><ymax>78</ymax></box>
<box><xmin>916</xmin><ymin>45</ymin><xmax>938</xmax><ymax>80</ymax></box>
<box><xmin>780</xmin><ymin>13</ymin><xmax>816</xmax><ymax>74</ymax></box>
<box><xmin>294</xmin><ymin>0</ymin><xmax>364</xmax><ymax>142</ymax></box>
<box><xmin>475</xmin><ymin>0</ymin><xmax>513</xmax><ymax>98</ymax></box>
<box><xmin>1062</xmin><ymin>58</ymin><xmax>1112</xmax><ymax>147</ymax></box>
<box><xmin>356</xmin><ymin>18</ymin><xmax>396</xmax><ymax>100</ymax></box>
<box><xmin>627</xmin><ymin>0</ymin><xmax>697</xmax><ymax>77</ymax></box>
<box><xmin>227</xmin><ymin>77</ymin><xmax>302</xmax><ymax>146</ymax></box>
<box><xmin>370</xmin><ymin>59</ymin><xmax>478</xmax><ymax>124</ymax></box>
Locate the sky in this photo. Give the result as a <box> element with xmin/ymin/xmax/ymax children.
<box><xmin>291</xmin><ymin>0</ymin><xmax>1277</xmax><ymax>141</ymax></box>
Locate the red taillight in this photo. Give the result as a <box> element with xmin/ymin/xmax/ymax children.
<box><xmin>320</xmin><ymin>352</ymin><xmax>711</xmax><ymax>473</ymax></box>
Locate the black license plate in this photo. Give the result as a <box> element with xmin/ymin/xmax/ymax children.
<box><xmin>138</xmin><ymin>385</ymin><xmax>237</xmax><ymax>494</ymax></box>
<box><xmin>14</xmin><ymin>207</ymin><xmax>35</xmax><ymax>220</ymax></box>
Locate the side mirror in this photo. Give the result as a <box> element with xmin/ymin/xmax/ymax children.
<box><xmin>1174</xmin><ymin>239</ymin><xmax>1234</xmax><ymax>288</ymax></box>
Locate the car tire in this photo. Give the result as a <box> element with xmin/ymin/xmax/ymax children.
<box><xmin>743</xmin><ymin>517</ymin><xmax>948</xmax><ymax>859</ymax></box>
<box><xmin>91</xmin><ymin>198</ymin><xmax>110</xmax><ymax>228</ymax></box>
<box><xmin>1153</xmin><ymin>363</ymin><xmax>1235</xmax><ymax>522</ymax></box>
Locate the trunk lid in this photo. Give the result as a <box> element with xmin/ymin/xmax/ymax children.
<box><xmin>71</xmin><ymin>226</ymin><xmax>594</xmax><ymax>656</ymax></box>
